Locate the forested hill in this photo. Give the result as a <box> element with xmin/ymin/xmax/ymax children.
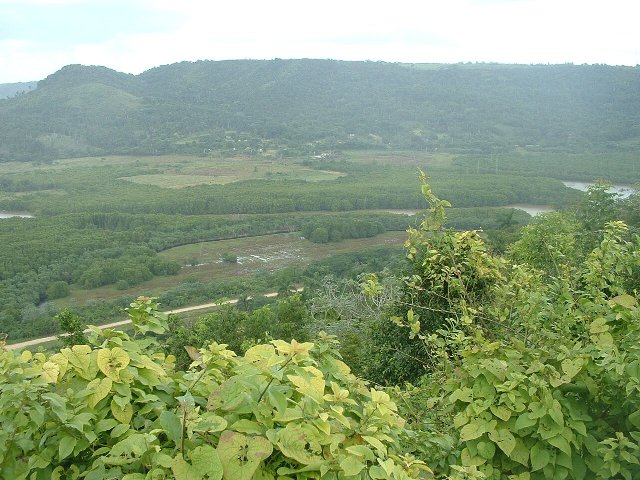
<box><xmin>1</xmin><ymin>60</ymin><xmax>639</xmax><ymax>161</ymax></box>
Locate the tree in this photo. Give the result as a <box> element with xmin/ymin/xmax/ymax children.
<box><xmin>46</xmin><ymin>280</ymin><xmax>70</xmax><ymax>300</ymax></box>
<box><xmin>55</xmin><ymin>308</ymin><xmax>87</xmax><ymax>346</ymax></box>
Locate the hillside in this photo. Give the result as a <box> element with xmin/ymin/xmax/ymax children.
<box><xmin>0</xmin><ymin>81</ymin><xmax>37</xmax><ymax>99</ymax></box>
<box><xmin>1</xmin><ymin>60</ymin><xmax>639</xmax><ymax>161</ymax></box>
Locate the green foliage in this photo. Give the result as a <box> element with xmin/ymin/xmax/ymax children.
<box><xmin>385</xmin><ymin>177</ymin><xmax>640</xmax><ymax>479</ymax></box>
<box><xmin>0</xmin><ymin>297</ymin><xmax>430</xmax><ymax>479</ymax></box>
<box><xmin>55</xmin><ymin>308</ymin><xmax>87</xmax><ymax>347</ymax></box>
<box><xmin>46</xmin><ymin>280</ymin><xmax>70</xmax><ymax>300</ymax></box>
<box><xmin>2</xmin><ymin>61</ymin><xmax>640</xmax><ymax>162</ymax></box>
<box><xmin>165</xmin><ymin>295</ymin><xmax>312</xmax><ymax>369</ymax></box>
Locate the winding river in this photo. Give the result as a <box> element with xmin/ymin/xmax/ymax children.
<box><xmin>506</xmin><ymin>180</ymin><xmax>636</xmax><ymax>217</ymax></box>
<box><xmin>0</xmin><ymin>211</ymin><xmax>34</xmax><ymax>219</ymax></box>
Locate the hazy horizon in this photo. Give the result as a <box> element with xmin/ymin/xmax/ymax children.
<box><xmin>1</xmin><ymin>0</ymin><xmax>639</xmax><ymax>83</ymax></box>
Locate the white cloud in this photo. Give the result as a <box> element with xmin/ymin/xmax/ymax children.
<box><xmin>1</xmin><ymin>0</ymin><xmax>638</xmax><ymax>82</ymax></box>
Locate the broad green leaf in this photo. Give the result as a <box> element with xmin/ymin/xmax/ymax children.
<box><xmin>488</xmin><ymin>428</ymin><xmax>516</xmax><ymax>456</ymax></box>
<box><xmin>369</xmin><ymin>465</ymin><xmax>388</xmax><ymax>479</ymax></box>
<box><xmin>267</xmin><ymin>388</ymin><xmax>288</xmax><ymax>414</ymax></box>
<box><xmin>589</xmin><ymin>318</ymin><xmax>608</xmax><ymax>334</ymax></box>
<box><xmin>340</xmin><ymin>455</ymin><xmax>365</xmax><ymax>476</ymax></box>
<box><xmin>510</xmin><ymin>438</ymin><xmax>530</xmax><ymax>466</ymax></box>
<box><xmin>193</xmin><ymin>412</ymin><xmax>228</xmax><ymax>433</ymax></box>
<box><xmin>88</xmin><ymin>377</ymin><xmax>112</xmax><ymax>408</ymax></box>
<box><xmin>287</xmin><ymin>374</ymin><xmax>325</xmax><ymax>404</ymax></box>
<box><xmin>217</xmin><ymin>431</ymin><xmax>273</xmax><ymax>480</ymax></box>
<box><xmin>59</xmin><ymin>436</ymin><xmax>77</xmax><ymax>460</ymax></box>
<box><xmin>594</xmin><ymin>332</ymin><xmax>614</xmax><ymax>347</ymax></box>
<box><xmin>159</xmin><ymin>410</ymin><xmax>182</xmax><ymax>445</ymax></box>
<box><xmin>530</xmin><ymin>442</ymin><xmax>550</xmax><ymax>471</ymax></box>
<box><xmin>449</xmin><ymin>387</ymin><xmax>473</xmax><ymax>403</ymax></box>
<box><xmin>275</xmin><ymin>423</ymin><xmax>323</xmax><ymax>465</ymax></box>
<box><xmin>62</xmin><ymin>345</ymin><xmax>97</xmax><ymax>380</ymax></box>
<box><xmin>460</xmin><ymin>420</ymin><xmax>488</xmax><ymax>441</ymax></box>
<box><xmin>514</xmin><ymin>412</ymin><xmax>537</xmax><ymax>430</ymax></box>
<box><xmin>273</xmin><ymin>406</ymin><xmax>303</xmax><ymax>423</ymax></box>
<box><xmin>548</xmin><ymin>434</ymin><xmax>572</xmax><ymax>456</ymax></box>
<box><xmin>171</xmin><ymin>455</ymin><xmax>195</xmax><ymax>480</ymax></box>
<box><xmin>95</xmin><ymin>419</ymin><xmax>118</xmax><ymax>433</ymax></box>
<box><xmin>490</xmin><ymin>404</ymin><xmax>512</xmax><ymax>422</ymax></box>
<box><xmin>272</xmin><ymin>339</ymin><xmax>314</xmax><ymax>358</ymax></box>
<box><xmin>548</xmin><ymin>402</ymin><xmax>564</xmax><ymax>427</ymax></box>
<box><xmin>244</xmin><ymin>344</ymin><xmax>278</xmax><ymax>369</ymax></box>
<box><xmin>191</xmin><ymin>445</ymin><xmax>223</xmax><ymax>480</ymax></box>
<box><xmin>97</xmin><ymin>347</ymin><xmax>130</xmax><ymax>381</ymax></box>
<box><xmin>362</xmin><ymin>436</ymin><xmax>387</xmax><ymax>455</ymax></box>
<box><xmin>477</xmin><ymin>441</ymin><xmax>496</xmax><ymax>460</ymax></box>
<box><xmin>628</xmin><ymin>410</ymin><xmax>640</xmax><ymax>429</ymax></box>
<box><xmin>346</xmin><ymin>445</ymin><xmax>375</xmax><ymax>462</ymax></box>
<box><xmin>111</xmin><ymin>423</ymin><xmax>129</xmax><ymax>438</ymax></box>
<box><xmin>561</xmin><ymin>358</ymin><xmax>583</xmax><ymax>380</ymax></box>
<box><xmin>461</xmin><ymin>447</ymin><xmax>486</xmax><ymax>467</ymax></box>
<box><xmin>49</xmin><ymin>353</ymin><xmax>69</xmax><ymax>377</ymax></box>
<box><xmin>231</xmin><ymin>419</ymin><xmax>264</xmax><ymax>434</ymax></box>
<box><xmin>529</xmin><ymin>402</ymin><xmax>547</xmax><ymax>419</ymax></box>
<box><xmin>68</xmin><ymin>412</ymin><xmax>94</xmax><ymax>433</ymax></box>
<box><xmin>111</xmin><ymin>399</ymin><xmax>133</xmax><ymax>424</ymax></box>
<box><xmin>41</xmin><ymin>361</ymin><xmax>60</xmax><ymax>383</ymax></box>
<box><xmin>610</xmin><ymin>294</ymin><xmax>637</xmax><ymax>308</ymax></box>
<box><xmin>28</xmin><ymin>453</ymin><xmax>50</xmax><ymax>470</ymax></box>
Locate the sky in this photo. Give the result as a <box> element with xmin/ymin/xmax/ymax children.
<box><xmin>0</xmin><ymin>0</ymin><xmax>639</xmax><ymax>83</ymax></box>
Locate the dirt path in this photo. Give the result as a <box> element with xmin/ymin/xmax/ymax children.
<box><xmin>4</xmin><ymin>289</ymin><xmax>301</xmax><ymax>351</ymax></box>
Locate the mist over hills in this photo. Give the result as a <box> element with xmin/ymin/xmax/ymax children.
<box><xmin>0</xmin><ymin>81</ymin><xmax>37</xmax><ymax>100</ymax></box>
<box><xmin>1</xmin><ymin>59</ymin><xmax>639</xmax><ymax>161</ymax></box>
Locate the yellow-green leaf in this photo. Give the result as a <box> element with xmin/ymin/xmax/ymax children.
<box><xmin>488</xmin><ymin>428</ymin><xmax>516</xmax><ymax>456</ymax></box>
<box><xmin>561</xmin><ymin>358</ymin><xmax>583</xmax><ymax>380</ymax></box>
<box><xmin>97</xmin><ymin>347</ymin><xmax>130</xmax><ymax>381</ymax></box>
<box><xmin>217</xmin><ymin>431</ymin><xmax>272</xmax><ymax>480</ymax></box>
<box><xmin>89</xmin><ymin>377</ymin><xmax>112</xmax><ymax>409</ymax></box>
<box><xmin>531</xmin><ymin>442</ymin><xmax>550</xmax><ymax>471</ymax></box>
<box><xmin>340</xmin><ymin>455</ymin><xmax>365</xmax><ymax>476</ymax></box>
<box><xmin>589</xmin><ymin>318</ymin><xmax>608</xmax><ymax>334</ymax></box>
<box><xmin>111</xmin><ymin>399</ymin><xmax>133</xmax><ymax>424</ymax></box>
<box><xmin>610</xmin><ymin>294</ymin><xmax>637</xmax><ymax>309</ymax></box>
<box><xmin>59</xmin><ymin>436</ymin><xmax>77</xmax><ymax>460</ymax></box>
<box><xmin>287</xmin><ymin>374</ymin><xmax>325</xmax><ymax>404</ymax></box>
<box><xmin>42</xmin><ymin>361</ymin><xmax>60</xmax><ymax>383</ymax></box>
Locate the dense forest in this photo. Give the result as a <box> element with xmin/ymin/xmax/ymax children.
<box><xmin>1</xmin><ymin>60</ymin><xmax>640</xmax><ymax>161</ymax></box>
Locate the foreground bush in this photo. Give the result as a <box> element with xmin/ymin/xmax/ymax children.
<box><xmin>0</xmin><ymin>298</ymin><xmax>430</xmax><ymax>480</ymax></box>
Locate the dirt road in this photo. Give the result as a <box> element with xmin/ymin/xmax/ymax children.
<box><xmin>4</xmin><ymin>289</ymin><xmax>300</xmax><ymax>351</ymax></box>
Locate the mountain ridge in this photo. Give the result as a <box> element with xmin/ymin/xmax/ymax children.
<box><xmin>1</xmin><ymin>59</ymin><xmax>639</xmax><ymax>161</ymax></box>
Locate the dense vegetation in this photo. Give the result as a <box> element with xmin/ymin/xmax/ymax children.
<box><xmin>1</xmin><ymin>56</ymin><xmax>639</xmax><ymax>478</ymax></box>
<box><xmin>1</xmin><ymin>149</ymin><xmax>583</xmax><ymax>343</ymax></box>
<box><xmin>2</xmin><ymin>179</ymin><xmax>639</xmax><ymax>479</ymax></box>
<box><xmin>1</xmin><ymin>61</ymin><xmax>640</xmax><ymax>161</ymax></box>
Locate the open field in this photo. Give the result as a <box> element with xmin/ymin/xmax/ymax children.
<box><xmin>121</xmin><ymin>157</ymin><xmax>345</xmax><ymax>188</ymax></box>
<box><xmin>55</xmin><ymin>231</ymin><xmax>407</xmax><ymax>307</ymax></box>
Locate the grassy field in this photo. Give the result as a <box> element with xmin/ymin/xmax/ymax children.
<box><xmin>55</xmin><ymin>231</ymin><xmax>408</xmax><ymax>306</ymax></box>
<box><xmin>0</xmin><ymin>154</ymin><xmax>348</xmax><ymax>192</ymax></box>
<box><xmin>122</xmin><ymin>157</ymin><xmax>345</xmax><ymax>188</ymax></box>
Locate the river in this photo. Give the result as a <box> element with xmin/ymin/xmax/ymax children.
<box><xmin>0</xmin><ymin>211</ymin><xmax>34</xmax><ymax>219</ymax></box>
<box><xmin>505</xmin><ymin>180</ymin><xmax>636</xmax><ymax>217</ymax></box>
<box><xmin>561</xmin><ymin>180</ymin><xmax>636</xmax><ymax>199</ymax></box>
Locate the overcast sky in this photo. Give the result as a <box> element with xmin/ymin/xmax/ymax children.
<box><xmin>0</xmin><ymin>0</ymin><xmax>638</xmax><ymax>83</ymax></box>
